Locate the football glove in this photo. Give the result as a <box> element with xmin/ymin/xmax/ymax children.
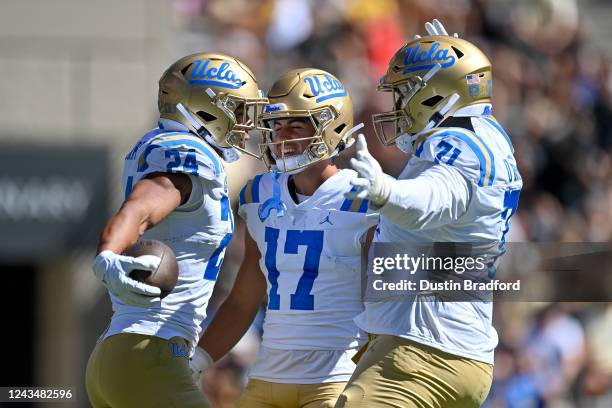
<box><xmin>190</xmin><ymin>346</ymin><xmax>214</xmax><ymax>384</ymax></box>
<box><xmin>345</xmin><ymin>134</ymin><xmax>392</xmax><ymax>207</ymax></box>
<box><xmin>92</xmin><ymin>250</ymin><xmax>162</xmax><ymax>307</ymax></box>
<box><xmin>424</xmin><ymin>18</ymin><xmax>459</xmax><ymax>38</ymax></box>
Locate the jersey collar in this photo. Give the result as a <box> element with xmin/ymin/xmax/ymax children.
<box><xmin>453</xmin><ymin>103</ymin><xmax>492</xmax><ymax>117</ymax></box>
<box><xmin>157</xmin><ymin>118</ymin><xmax>190</xmax><ymax>132</ymax></box>
<box><xmin>282</xmin><ymin>169</ymin><xmax>352</xmax><ymax>210</ymax></box>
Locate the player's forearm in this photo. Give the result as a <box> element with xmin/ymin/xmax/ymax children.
<box><xmin>198</xmin><ymin>295</ymin><xmax>261</xmax><ymax>362</ymax></box>
<box><xmin>97</xmin><ymin>176</ymin><xmax>186</xmax><ymax>254</ymax></box>
<box><xmin>378</xmin><ymin>165</ymin><xmax>470</xmax><ymax>230</ymax></box>
<box><xmin>96</xmin><ymin>201</ymin><xmax>150</xmax><ymax>254</ymax></box>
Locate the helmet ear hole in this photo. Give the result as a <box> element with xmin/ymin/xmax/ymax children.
<box><xmin>451</xmin><ymin>46</ymin><xmax>464</xmax><ymax>59</ymax></box>
<box><xmin>421</xmin><ymin>95</ymin><xmax>444</xmax><ymax>107</ymax></box>
<box><xmin>196</xmin><ymin>111</ymin><xmax>217</xmax><ymax>122</ymax></box>
<box><xmin>180</xmin><ymin>63</ymin><xmax>193</xmax><ymax>76</ymax></box>
<box><xmin>334</xmin><ymin>123</ymin><xmax>346</xmax><ymax>134</ymax></box>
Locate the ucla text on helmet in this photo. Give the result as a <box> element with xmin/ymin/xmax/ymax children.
<box><xmin>303</xmin><ymin>74</ymin><xmax>347</xmax><ymax>103</ymax></box>
<box><xmin>188</xmin><ymin>59</ymin><xmax>245</xmax><ymax>89</ymax></box>
<box><xmin>402</xmin><ymin>42</ymin><xmax>456</xmax><ymax>73</ymax></box>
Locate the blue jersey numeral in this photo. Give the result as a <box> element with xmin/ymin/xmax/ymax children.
<box><xmin>503</xmin><ymin>159</ymin><xmax>521</xmax><ymax>183</ymax></box>
<box><xmin>184</xmin><ymin>151</ymin><xmax>198</xmax><ymax>174</ymax></box>
<box><xmin>263</xmin><ymin>227</ymin><xmax>324</xmax><ymax>311</ymax></box>
<box><xmin>264</xmin><ymin>227</ymin><xmax>281</xmax><ymax>309</ymax></box>
<box><xmin>285</xmin><ymin>230</ymin><xmax>324</xmax><ymax>310</ymax></box>
<box><xmin>165</xmin><ymin>150</ymin><xmax>181</xmax><ymax>172</ymax></box>
<box><xmin>165</xmin><ymin>149</ymin><xmax>199</xmax><ymax>175</ymax></box>
<box><xmin>203</xmin><ymin>195</ymin><xmax>234</xmax><ymax>281</ymax></box>
<box><xmin>501</xmin><ymin>189</ymin><xmax>520</xmax><ymax>245</ymax></box>
<box><xmin>434</xmin><ymin>140</ymin><xmax>462</xmax><ymax>166</ymax></box>
<box><xmin>203</xmin><ymin>232</ymin><xmax>232</xmax><ymax>281</ymax></box>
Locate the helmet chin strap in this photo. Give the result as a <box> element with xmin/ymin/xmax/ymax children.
<box><xmin>176</xmin><ymin>102</ymin><xmax>241</xmax><ymax>163</ymax></box>
<box><xmin>328</xmin><ymin>122</ymin><xmax>364</xmax><ymax>158</ymax></box>
<box><xmin>203</xmin><ymin>134</ymin><xmax>241</xmax><ymax>163</ymax></box>
<box><xmin>272</xmin><ymin>152</ymin><xmax>310</xmax><ymax>174</ymax></box>
<box><xmin>396</xmin><ymin>93</ymin><xmax>460</xmax><ymax>153</ymax></box>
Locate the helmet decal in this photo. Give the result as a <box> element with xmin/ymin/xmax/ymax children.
<box><xmin>189</xmin><ymin>59</ymin><xmax>245</xmax><ymax>89</ymax></box>
<box><xmin>402</xmin><ymin>42</ymin><xmax>456</xmax><ymax>73</ymax></box>
<box><xmin>303</xmin><ymin>74</ymin><xmax>347</xmax><ymax>103</ymax></box>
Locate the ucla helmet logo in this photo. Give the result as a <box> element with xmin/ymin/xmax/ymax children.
<box><xmin>303</xmin><ymin>74</ymin><xmax>348</xmax><ymax>103</ymax></box>
<box><xmin>189</xmin><ymin>59</ymin><xmax>245</xmax><ymax>89</ymax></box>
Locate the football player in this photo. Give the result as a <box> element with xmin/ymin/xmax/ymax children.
<box><xmin>335</xmin><ymin>20</ymin><xmax>522</xmax><ymax>407</ymax></box>
<box><xmin>85</xmin><ymin>53</ymin><xmax>268</xmax><ymax>408</ymax></box>
<box><xmin>193</xmin><ymin>68</ymin><xmax>378</xmax><ymax>408</ymax></box>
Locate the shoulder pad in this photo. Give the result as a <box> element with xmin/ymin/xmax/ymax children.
<box><xmin>413</xmin><ymin>128</ymin><xmax>496</xmax><ymax>187</ymax></box>
<box><xmin>238</xmin><ymin>173</ymin><xmax>265</xmax><ymax>206</ymax></box>
<box><xmin>136</xmin><ymin>132</ymin><xmax>223</xmax><ymax>180</ymax></box>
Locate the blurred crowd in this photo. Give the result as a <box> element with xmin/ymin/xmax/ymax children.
<box><xmin>171</xmin><ymin>0</ymin><xmax>612</xmax><ymax>406</ymax></box>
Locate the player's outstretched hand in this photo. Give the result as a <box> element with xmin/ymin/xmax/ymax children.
<box><xmin>92</xmin><ymin>250</ymin><xmax>162</xmax><ymax>307</ymax></box>
<box><xmin>190</xmin><ymin>346</ymin><xmax>214</xmax><ymax>385</ymax></box>
<box><xmin>424</xmin><ymin>18</ymin><xmax>459</xmax><ymax>38</ymax></box>
<box><xmin>345</xmin><ymin>134</ymin><xmax>391</xmax><ymax>206</ymax></box>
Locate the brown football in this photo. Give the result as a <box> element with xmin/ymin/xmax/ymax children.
<box><xmin>125</xmin><ymin>239</ymin><xmax>178</xmax><ymax>299</ymax></box>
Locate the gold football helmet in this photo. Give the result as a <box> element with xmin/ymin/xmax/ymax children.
<box><xmin>373</xmin><ymin>20</ymin><xmax>492</xmax><ymax>152</ymax></box>
<box><xmin>158</xmin><ymin>53</ymin><xmax>269</xmax><ymax>159</ymax></box>
<box><xmin>259</xmin><ymin>68</ymin><xmax>360</xmax><ymax>173</ymax></box>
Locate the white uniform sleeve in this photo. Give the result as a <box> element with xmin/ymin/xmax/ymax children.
<box><xmin>175</xmin><ymin>174</ymin><xmax>205</xmax><ymax>212</ymax></box>
<box><xmin>137</xmin><ymin>134</ymin><xmax>223</xmax><ymax>182</ymax></box>
<box><xmin>378</xmin><ymin>162</ymin><xmax>471</xmax><ymax>230</ymax></box>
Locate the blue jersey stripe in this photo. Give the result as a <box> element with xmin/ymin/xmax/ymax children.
<box><xmin>415</xmin><ymin>130</ymin><xmax>496</xmax><ymax>187</ymax></box>
<box><xmin>340</xmin><ymin>199</ymin><xmax>353</xmax><ymax>211</ymax></box>
<box><xmin>483</xmin><ymin>116</ymin><xmax>514</xmax><ymax>153</ymax></box>
<box><xmin>340</xmin><ymin>186</ymin><xmax>358</xmax><ymax>211</ymax></box>
<box><xmin>239</xmin><ymin>185</ymin><xmax>247</xmax><ymax>206</ymax></box>
<box><xmin>358</xmin><ymin>199</ymin><xmax>369</xmax><ymax>213</ymax></box>
<box><xmin>251</xmin><ymin>174</ymin><xmax>262</xmax><ymax>203</ymax></box>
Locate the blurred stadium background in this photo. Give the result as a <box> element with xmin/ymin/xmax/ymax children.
<box><xmin>1</xmin><ymin>0</ymin><xmax>611</xmax><ymax>407</ymax></box>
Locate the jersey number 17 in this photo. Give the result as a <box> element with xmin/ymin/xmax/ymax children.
<box><xmin>264</xmin><ymin>227</ymin><xmax>324</xmax><ymax>311</ymax></box>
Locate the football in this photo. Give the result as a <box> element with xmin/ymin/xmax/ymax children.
<box><xmin>125</xmin><ymin>239</ymin><xmax>179</xmax><ymax>298</ymax></box>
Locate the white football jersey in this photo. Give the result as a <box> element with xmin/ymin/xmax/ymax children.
<box><xmin>104</xmin><ymin>119</ymin><xmax>233</xmax><ymax>348</ymax></box>
<box><xmin>355</xmin><ymin>105</ymin><xmax>522</xmax><ymax>364</ymax></box>
<box><xmin>239</xmin><ymin>169</ymin><xmax>378</xmax><ymax>350</ymax></box>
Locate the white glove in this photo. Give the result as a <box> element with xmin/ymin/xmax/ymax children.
<box><xmin>424</xmin><ymin>18</ymin><xmax>459</xmax><ymax>38</ymax></box>
<box><xmin>345</xmin><ymin>134</ymin><xmax>392</xmax><ymax>207</ymax></box>
<box><xmin>190</xmin><ymin>346</ymin><xmax>214</xmax><ymax>384</ymax></box>
<box><xmin>92</xmin><ymin>250</ymin><xmax>162</xmax><ymax>307</ymax></box>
